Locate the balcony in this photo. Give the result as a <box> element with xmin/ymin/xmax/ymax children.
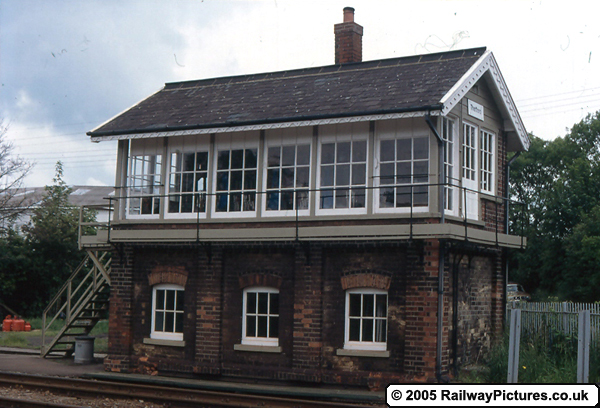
<box><xmin>78</xmin><ymin>183</ymin><xmax>526</xmax><ymax>250</ymax></box>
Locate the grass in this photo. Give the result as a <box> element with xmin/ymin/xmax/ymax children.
<box><xmin>0</xmin><ymin>318</ymin><xmax>108</xmax><ymax>353</ymax></box>
<box><xmin>456</xmin><ymin>330</ymin><xmax>600</xmax><ymax>383</ymax></box>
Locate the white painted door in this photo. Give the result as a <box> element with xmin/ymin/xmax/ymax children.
<box><xmin>462</xmin><ymin>123</ymin><xmax>479</xmax><ymax>220</ymax></box>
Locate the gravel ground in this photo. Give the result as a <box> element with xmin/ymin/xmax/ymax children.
<box><xmin>0</xmin><ymin>384</ymin><xmax>166</xmax><ymax>407</ymax></box>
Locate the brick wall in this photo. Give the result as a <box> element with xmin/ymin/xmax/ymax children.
<box><xmin>105</xmin><ymin>240</ymin><xmax>503</xmax><ymax>386</ymax></box>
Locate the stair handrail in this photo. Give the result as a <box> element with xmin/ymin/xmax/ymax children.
<box><xmin>41</xmin><ymin>251</ymin><xmax>111</xmax><ymax>355</ymax></box>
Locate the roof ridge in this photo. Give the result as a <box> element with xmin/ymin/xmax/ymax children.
<box><xmin>164</xmin><ymin>47</ymin><xmax>487</xmax><ymax>91</ymax></box>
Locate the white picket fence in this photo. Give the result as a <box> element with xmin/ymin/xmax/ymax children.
<box><xmin>506</xmin><ymin>301</ymin><xmax>600</xmax><ymax>345</ymax></box>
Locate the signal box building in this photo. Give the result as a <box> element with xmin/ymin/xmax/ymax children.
<box><xmin>83</xmin><ymin>8</ymin><xmax>529</xmax><ymax>386</ymax></box>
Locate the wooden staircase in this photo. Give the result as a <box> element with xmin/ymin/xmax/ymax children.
<box><xmin>41</xmin><ymin>250</ymin><xmax>111</xmax><ymax>358</ymax></box>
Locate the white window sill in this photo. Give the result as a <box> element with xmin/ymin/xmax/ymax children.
<box><xmin>336</xmin><ymin>349</ymin><xmax>390</xmax><ymax>358</ymax></box>
<box><xmin>143</xmin><ymin>338</ymin><xmax>185</xmax><ymax>347</ymax></box>
<box><xmin>234</xmin><ymin>344</ymin><xmax>282</xmax><ymax>353</ymax></box>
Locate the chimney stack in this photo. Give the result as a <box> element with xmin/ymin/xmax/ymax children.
<box><xmin>334</xmin><ymin>7</ymin><xmax>363</xmax><ymax>64</ymax></box>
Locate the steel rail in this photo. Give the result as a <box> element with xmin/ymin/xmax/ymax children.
<box><xmin>0</xmin><ymin>372</ymin><xmax>381</xmax><ymax>408</ymax></box>
<box><xmin>0</xmin><ymin>396</ymin><xmax>84</xmax><ymax>408</ymax></box>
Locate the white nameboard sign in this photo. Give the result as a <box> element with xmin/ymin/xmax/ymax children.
<box><xmin>467</xmin><ymin>99</ymin><xmax>484</xmax><ymax>121</ymax></box>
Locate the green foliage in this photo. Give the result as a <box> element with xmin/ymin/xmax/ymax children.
<box><xmin>509</xmin><ymin>111</ymin><xmax>600</xmax><ymax>301</ymax></box>
<box><xmin>0</xmin><ymin>162</ymin><xmax>96</xmax><ymax>316</ymax></box>
<box><xmin>468</xmin><ymin>329</ymin><xmax>598</xmax><ymax>383</ymax></box>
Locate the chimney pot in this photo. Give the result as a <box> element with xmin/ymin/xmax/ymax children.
<box><xmin>343</xmin><ymin>7</ymin><xmax>355</xmax><ymax>22</ymax></box>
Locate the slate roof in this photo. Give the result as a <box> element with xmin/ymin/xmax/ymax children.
<box><xmin>88</xmin><ymin>47</ymin><xmax>487</xmax><ymax>138</ymax></box>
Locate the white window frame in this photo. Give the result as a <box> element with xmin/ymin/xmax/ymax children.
<box><xmin>462</xmin><ymin>122</ymin><xmax>479</xmax><ymax>220</ymax></box>
<box><xmin>374</xmin><ymin>120</ymin><xmax>430</xmax><ymax>214</ymax></box>
<box><xmin>165</xmin><ymin>137</ymin><xmax>210</xmax><ymax>219</ymax></box>
<box><xmin>211</xmin><ymin>132</ymin><xmax>260</xmax><ymax>218</ymax></box>
<box><xmin>126</xmin><ymin>139</ymin><xmax>163</xmax><ymax>219</ymax></box>
<box><xmin>262</xmin><ymin>129</ymin><xmax>312</xmax><ymax>217</ymax></box>
<box><xmin>316</xmin><ymin>123</ymin><xmax>368</xmax><ymax>216</ymax></box>
<box><xmin>442</xmin><ymin>117</ymin><xmax>459</xmax><ymax>216</ymax></box>
<box><xmin>151</xmin><ymin>283</ymin><xmax>184</xmax><ymax>341</ymax></box>
<box><xmin>242</xmin><ymin>286</ymin><xmax>280</xmax><ymax>347</ymax></box>
<box><xmin>344</xmin><ymin>288</ymin><xmax>388</xmax><ymax>351</ymax></box>
<box><xmin>480</xmin><ymin>129</ymin><xmax>495</xmax><ymax>195</ymax></box>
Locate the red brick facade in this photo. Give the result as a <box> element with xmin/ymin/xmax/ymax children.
<box><xmin>105</xmin><ymin>239</ymin><xmax>504</xmax><ymax>387</ymax></box>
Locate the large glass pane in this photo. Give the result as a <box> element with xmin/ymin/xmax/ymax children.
<box><xmin>270</xmin><ymin>293</ymin><xmax>279</xmax><ymax>315</ymax></box>
<box><xmin>337</xmin><ymin>142</ymin><xmax>351</xmax><ymax>163</ymax></box>
<box><xmin>352</xmin><ymin>164</ymin><xmax>365</xmax><ymax>185</ymax></box>
<box><xmin>196</xmin><ymin>152</ymin><xmax>208</xmax><ymax>171</ymax></box>
<box><xmin>362</xmin><ymin>319</ymin><xmax>374</xmax><ymax>342</ymax></box>
<box><xmin>246</xmin><ymin>316</ymin><xmax>256</xmax><ymax>337</ymax></box>
<box><xmin>176</xmin><ymin>291</ymin><xmax>184</xmax><ymax>311</ymax></box>
<box><xmin>216</xmin><ymin>193</ymin><xmax>228</xmax><ymax>212</ymax></box>
<box><xmin>257</xmin><ymin>316</ymin><xmax>268</xmax><ymax>337</ymax></box>
<box><xmin>230</xmin><ymin>171</ymin><xmax>243</xmax><ymax>190</ymax></box>
<box><xmin>336</xmin><ymin>164</ymin><xmax>350</xmax><ymax>186</ymax></box>
<box><xmin>243</xmin><ymin>192</ymin><xmax>255</xmax><ymax>211</ymax></box>
<box><xmin>380</xmin><ymin>163</ymin><xmax>394</xmax><ymax>185</ymax></box>
<box><xmin>155</xmin><ymin>311</ymin><xmax>164</xmax><ymax>332</ymax></box>
<box><xmin>396</xmin><ymin>162</ymin><xmax>411</xmax><ymax>184</ymax></box>
<box><xmin>376</xmin><ymin>295</ymin><xmax>387</xmax><ymax>317</ymax></box>
<box><xmin>217</xmin><ymin>151</ymin><xmax>229</xmax><ymax>170</ymax></box>
<box><xmin>351</xmin><ymin>188</ymin><xmax>365</xmax><ymax>208</ymax></box>
<box><xmin>281</xmin><ymin>168</ymin><xmax>294</xmax><ymax>188</ymax></box>
<box><xmin>231</xmin><ymin>149</ymin><xmax>244</xmax><ymax>169</ymax></box>
<box><xmin>335</xmin><ymin>188</ymin><xmax>349</xmax><ymax>208</ymax></box>
<box><xmin>396</xmin><ymin>186</ymin><xmax>412</xmax><ymax>207</ymax></box>
<box><xmin>321</xmin><ymin>143</ymin><xmax>335</xmax><ymax>164</ymax></box>
<box><xmin>397</xmin><ymin>139</ymin><xmax>411</xmax><ymax>161</ymax></box>
<box><xmin>349</xmin><ymin>294</ymin><xmax>361</xmax><ymax>316</ymax></box>
<box><xmin>156</xmin><ymin>290</ymin><xmax>165</xmax><ymax>310</ymax></box>
<box><xmin>269</xmin><ymin>316</ymin><xmax>279</xmax><ymax>338</ymax></box>
<box><xmin>353</xmin><ymin>140</ymin><xmax>367</xmax><ymax>162</ymax></box>
<box><xmin>230</xmin><ymin>192</ymin><xmax>242</xmax><ymax>211</ymax></box>
<box><xmin>183</xmin><ymin>153</ymin><xmax>195</xmax><ymax>171</ymax></box>
<box><xmin>165</xmin><ymin>312</ymin><xmax>174</xmax><ymax>333</ymax></box>
<box><xmin>320</xmin><ymin>189</ymin><xmax>333</xmax><ymax>209</ymax></box>
<box><xmin>268</xmin><ymin>147</ymin><xmax>280</xmax><ymax>167</ymax></box>
<box><xmin>247</xmin><ymin>292</ymin><xmax>257</xmax><ymax>314</ymax></box>
<box><xmin>245</xmin><ymin>149</ymin><xmax>257</xmax><ymax>169</ymax></box>
<box><xmin>320</xmin><ymin>165</ymin><xmax>334</xmax><ymax>187</ymax></box>
<box><xmin>349</xmin><ymin>318</ymin><xmax>360</xmax><ymax>341</ymax></box>
<box><xmin>281</xmin><ymin>191</ymin><xmax>293</xmax><ymax>210</ymax></box>
<box><xmin>380</xmin><ymin>140</ymin><xmax>395</xmax><ymax>162</ymax></box>
<box><xmin>181</xmin><ymin>194</ymin><xmax>193</xmax><ymax>212</ymax></box>
<box><xmin>380</xmin><ymin>188</ymin><xmax>394</xmax><ymax>208</ymax></box>
<box><xmin>297</xmin><ymin>144</ymin><xmax>310</xmax><ymax>165</ymax></box>
<box><xmin>175</xmin><ymin>313</ymin><xmax>183</xmax><ymax>333</ymax></box>
<box><xmin>258</xmin><ymin>293</ymin><xmax>268</xmax><ymax>314</ymax></box>
<box><xmin>362</xmin><ymin>294</ymin><xmax>374</xmax><ymax>317</ymax></box>
<box><xmin>414</xmin><ymin>161</ymin><xmax>429</xmax><ymax>184</ymax></box>
<box><xmin>414</xmin><ymin>137</ymin><xmax>429</xmax><ymax>160</ymax></box>
<box><xmin>267</xmin><ymin>169</ymin><xmax>280</xmax><ymax>189</ymax></box>
<box><xmin>182</xmin><ymin>173</ymin><xmax>194</xmax><ymax>192</ymax></box>
<box><xmin>244</xmin><ymin>170</ymin><xmax>257</xmax><ymax>190</ymax></box>
<box><xmin>166</xmin><ymin>290</ymin><xmax>175</xmax><ymax>310</ymax></box>
<box><xmin>216</xmin><ymin>172</ymin><xmax>229</xmax><ymax>191</ymax></box>
<box><xmin>296</xmin><ymin>167</ymin><xmax>309</xmax><ymax>188</ymax></box>
<box><xmin>266</xmin><ymin>192</ymin><xmax>279</xmax><ymax>211</ymax></box>
<box><xmin>375</xmin><ymin>320</ymin><xmax>387</xmax><ymax>342</ymax></box>
<box><xmin>282</xmin><ymin>145</ymin><xmax>295</xmax><ymax>166</ymax></box>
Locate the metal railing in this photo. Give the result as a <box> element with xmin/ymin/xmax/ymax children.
<box><xmin>78</xmin><ymin>182</ymin><xmax>526</xmax><ymax>247</ymax></box>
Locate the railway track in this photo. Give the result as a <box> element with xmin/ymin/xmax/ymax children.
<box><xmin>0</xmin><ymin>372</ymin><xmax>383</xmax><ymax>407</ymax></box>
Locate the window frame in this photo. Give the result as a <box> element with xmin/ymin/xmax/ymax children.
<box><xmin>165</xmin><ymin>139</ymin><xmax>210</xmax><ymax>219</ymax></box>
<box><xmin>344</xmin><ymin>288</ymin><xmax>388</xmax><ymax>351</ymax></box>
<box><xmin>442</xmin><ymin>116</ymin><xmax>459</xmax><ymax>216</ymax></box>
<box><xmin>126</xmin><ymin>139</ymin><xmax>163</xmax><ymax>219</ymax></box>
<box><xmin>211</xmin><ymin>133</ymin><xmax>260</xmax><ymax>218</ymax></box>
<box><xmin>374</xmin><ymin>132</ymin><xmax>430</xmax><ymax>214</ymax></box>
<box><xmin>150</xmin><ymin>283</ymin><xmax>185</xmax><ymax>341</ymax></box>
<box><xmin>262</xmin><ymin>131</ymin><xmax>312</xmax><ymax>217</ymax></box>
<box><xmin>241</xmin><ymin>286</ymin><xmax>280</xmax><ymax>347</ymax></box>
<box><xmin>316</xmin><ymin>125</ymin><xmax>368</xmax><ymax>216</ymax></box>
<box><xmin>479</xmin><ymin>129</ymin><xmax>496</xmax><ymax>195</ymax></box>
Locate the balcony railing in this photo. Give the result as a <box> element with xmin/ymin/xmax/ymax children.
<box><xmin>79</xmin><ymin>182</ymin><xmax>526</xmax><ymax>249</ymax></box>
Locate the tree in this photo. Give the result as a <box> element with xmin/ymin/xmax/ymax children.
<box><xmin>0</xmin><ymin>120</ymin><xmax>34</xmax><ymax>233</ymax></box>
<box><xmin>509</xmin><ymin>111</ymin><xmax>600</xmax><ymax>301</ymax></box>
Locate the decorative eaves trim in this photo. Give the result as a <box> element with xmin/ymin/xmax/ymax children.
<box><xmin>89</xmin><ymin>110</ymin><xmax>440</xmax><ymax>142</ymax></box>
<box><xmin>440</xmin><ymin>50</ymin><xmax>530</xmax><ymax>151</ymax></box>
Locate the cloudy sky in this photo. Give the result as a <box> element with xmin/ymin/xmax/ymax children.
<box><xmin>1</xmin><ymin>0</ymin><xmax>599</xmax><ymax>187</ymax></box>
